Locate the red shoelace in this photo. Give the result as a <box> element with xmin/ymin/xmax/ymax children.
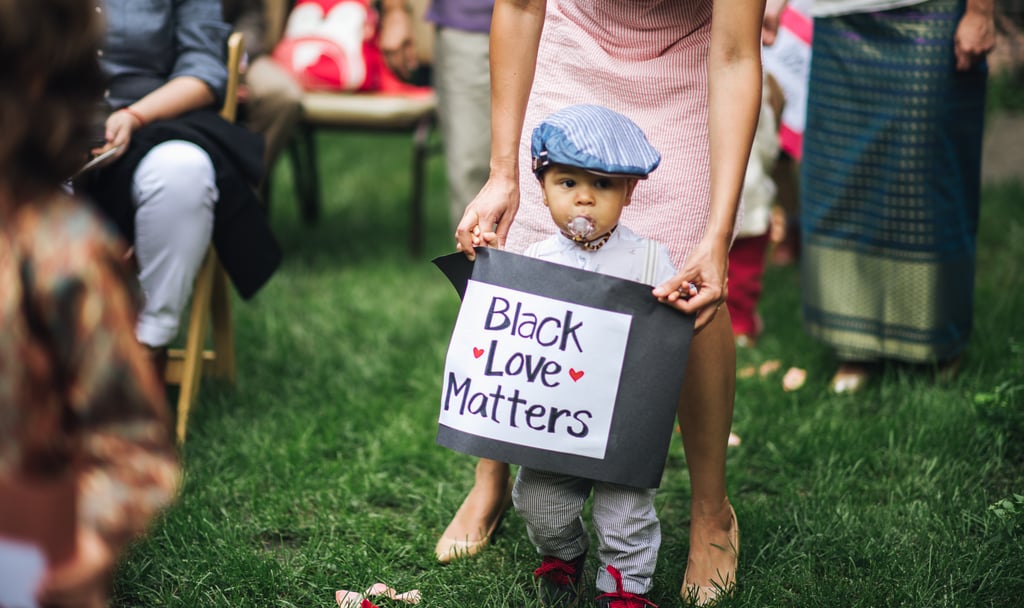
<box><xmin>533</xmin><ymin>555</ymin><xmax>581</xmax><ymax>586</ymax></box>
<box><xmin>595</xmin><ymin>565</ymin><xmax>658</xmax><ymax>608</ymax></box>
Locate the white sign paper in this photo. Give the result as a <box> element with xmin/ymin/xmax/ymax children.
<box><xmin>441</xmin><ymin>280</ymin><xmax>632</xmax><ymax>460</ymax></box>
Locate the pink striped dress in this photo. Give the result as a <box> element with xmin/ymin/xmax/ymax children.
<box><xmin>506</xmin><ymin>0</ymin><xmax>719</xmax><ymax>270</ymax></box>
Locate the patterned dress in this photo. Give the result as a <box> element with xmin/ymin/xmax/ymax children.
<box><xmin>505</xmin><ymin>0</ymin><xmax>721</xmax><ymax>270</ymax></box>
<box><xmin>0</xmin><ymin>196</ymin><xmax>179</xmax><ymax>554</ymax></box>
<box><xmin>800</xmin><ymin>0</ymin><xmax>986</xmax><ymax>363</ymax></box>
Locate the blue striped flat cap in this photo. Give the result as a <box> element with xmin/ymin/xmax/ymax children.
<box><xmin>531</xmin><ymin>104</ymin><xmax>661</xmax><ymax>179</ymax></box>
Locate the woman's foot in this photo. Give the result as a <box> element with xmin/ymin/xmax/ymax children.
<box><xmin>829</xmin><ymin>362</ymin><xmax>874</xmax><ymax>394</ymax></box>
<box><xmin>434</xmin><ymin>462</ymin><xmax>512</xmax><ymax>563</ymax></box>
<box><xmin>682</xmin><ymin>499</ymin><xmax>739</xmax><ymax>606</ymax></box>
<box><xmin>936</xmin><ymin>354</ymin><xmax>964</xmax><ymax>383</ymax></box>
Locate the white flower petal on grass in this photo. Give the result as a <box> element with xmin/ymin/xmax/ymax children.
<box><xmin>782</xmin><ymin>367</ymin><xmax>807</xmax><ymax>392</ymax></box>
<box><xmin>759</xmin><ymin>360</ymin><xmax>782</xmax><ymax>377</ymax></box>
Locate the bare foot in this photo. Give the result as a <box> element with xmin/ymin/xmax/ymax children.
<box><xmin>682</xmin><ymin>498</ymin><xmax>738</xmax><ymax>605</ymax></box>
<box><xmin>830</xmin><ymin>362</ymin><xmax>874</xmax><ymax>394</ymax></box>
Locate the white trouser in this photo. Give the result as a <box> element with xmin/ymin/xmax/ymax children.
<box><xmin>131</xmin><ymin>140</ymin><xmax>218</xmax><ymax>347</ymax></box>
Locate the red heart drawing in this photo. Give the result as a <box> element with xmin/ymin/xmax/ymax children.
<box><xmin>473</xmin><ymin>347</ymin><xmax>485</xmax><ymax>358</ymax></box>
<box><xmin>569</xmin><ymin>368</ymin><xmax>584</xmax><ymax>382</ymax></box>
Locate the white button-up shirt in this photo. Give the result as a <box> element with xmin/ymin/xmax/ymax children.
<box><xmin>522</xmin><ymin>224</ymin><xmax>676</xmax><ymax>286</ymax></box>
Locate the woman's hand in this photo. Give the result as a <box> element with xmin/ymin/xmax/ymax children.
<box><xmin>761</xmin><ymin>0</ymin><xmax>788</xmax><ymax>46</ymax></box>
<box><xmin>954</xmin><ymin>6</ymin><xmax>995</xmax><ymax>71</ymax></box>
<box><xmin>37</xmin><ymin>527</ymin><xmax>114</xmax><ymax>608</ymax></box>
<box><xmin>90</xmin><ymin>109</ymin><xmax>139</xmax><ymax>161</ymax></box>
<box><xmin>454</xmin><ymin>170</ymin><xmax>520</xmax><ymax>260</ymax></box>
<box><xmin>653</xmin><ymin>237</ymin><xmax>730</xmax><ymax>332</ymax></box>
<box><xmin>379</xmin><ymin>5</ymin><xmax>419</xmax><ymax>79</ymax></box>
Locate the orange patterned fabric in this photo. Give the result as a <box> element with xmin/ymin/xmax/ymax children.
<box><xmin>0</xmin><ymin>195</ymin><xmax>179</xmax><ymax>548</ymax></box>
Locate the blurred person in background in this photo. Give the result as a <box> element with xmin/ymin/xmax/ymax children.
<box><xmin>799</xmin><ymin>0</ymin><xmax>995</xmax><ymax>392</ymax></box>
<box><xmin>222</xmin><ymin>0</ymin><xmax>305</xmax><ymax>173</ymax></box>
<box><xmin>0</xmin><ymin>1</ymin><xmax>179</xmax><ymax>605</ymax></box>
<box><xmin>78</xmin><ymin>0</ymin><xmax>281</xmax><ymax>379</ymax></box>
<box><xmin>380</xmin><ymin>0</ymin><xmax>494</xmax><ymax>233</ymax></box>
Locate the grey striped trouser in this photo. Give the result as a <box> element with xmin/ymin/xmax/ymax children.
<box><xmin>513</xmin><ymin>467</ymin><xmax>661</xmax><ymax>595</ymax></box>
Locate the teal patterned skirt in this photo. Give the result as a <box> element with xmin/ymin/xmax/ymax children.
<box><xmin>799</xmin><ymin>0</ymin><xmax>987</xmax><ymax>363</ymax></box>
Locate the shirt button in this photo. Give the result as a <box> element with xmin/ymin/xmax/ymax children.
<box><xmin>97</xmin><ymin>49</ymin><xmax>103</xmax><ymax>57</ymax></box>
<box><xmin>104</xmin><ymin>89</ymin><xmax>110</xmax><ymax>98</ymax></box>
<box><xmin>95</xmin><ymin>5</ymin><xmax>101</xmax><ymax>12</ymax></box>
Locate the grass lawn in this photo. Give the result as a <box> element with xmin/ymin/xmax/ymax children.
<box><xmin>111</xmin><ymin>117</ymin><xmax>1024</xmax><ymax>607</ymax></box>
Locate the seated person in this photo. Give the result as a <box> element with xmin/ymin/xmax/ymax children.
<box><xmin>79</xmin><ymin>0</ymin><xmax>281</xmax><ymax>374</ymax></box>
<box><xmin>0</xmin><ymin>1</ymin><xmax>179</xmax><ymax>605</ymax></box>
<box><xmin>222</xmin><ymin>0</ymin><xmax>304</xmax><ymax>172</ymax></box>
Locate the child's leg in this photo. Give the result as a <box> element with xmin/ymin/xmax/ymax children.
<box><xmin>513</xmin><ymin>468</ymin><xmax>593</xmax><ymax>560</ymax></box>
<box><xmin>591</xmin><ymin>482</ymin><xmax>660</xmax><ymax>595</ymax></box>
<box><xmin>726</xmin><ymin>233</ymin><xmax>771</xmax><ymax>340</ymax></box>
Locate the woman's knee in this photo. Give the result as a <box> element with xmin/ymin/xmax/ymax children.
<box><xmin>132</xmin><ymin>140</ymin><xmax>218</xmax><ymax>215</ymax></box>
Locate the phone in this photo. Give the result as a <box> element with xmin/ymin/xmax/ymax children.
<box><xmin>74</xmin><ymin>145</ymin><xmax>123</xmax><ymax>177</ymax></box>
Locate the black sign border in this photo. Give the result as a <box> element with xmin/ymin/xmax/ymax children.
<box><xmin>434</xmin><ymin>248</ymin><xmax>694</xmax><ymax>488</ymax></box>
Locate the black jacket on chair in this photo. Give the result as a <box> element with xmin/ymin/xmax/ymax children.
<box><xmin>80</xmin><ymin>108</ymin><xmax>282</xmax><ymax>300</ymax></box>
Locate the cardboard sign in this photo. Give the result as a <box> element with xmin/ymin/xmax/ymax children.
<box><xmin>763</xmin><ymin>0</ymin><xmax>813</xmax><ymax>160</ymax></box>
<box><xmin>434</xmin><ymin>249</ymin><xmax>693</xmax><ymax>488</ymax></box>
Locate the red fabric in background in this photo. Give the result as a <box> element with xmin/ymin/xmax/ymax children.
<box><xmin>726</xmin><ymin>233</ymin><xmax>770</xmax><ymax>338</ymax></box>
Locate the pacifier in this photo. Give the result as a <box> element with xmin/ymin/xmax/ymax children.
<box><xmin>566</xmin><ymin>216</ymin><xmax>596</xmax><ymax>242</ymax></box>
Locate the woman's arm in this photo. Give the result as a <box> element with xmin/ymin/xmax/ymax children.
<box><xmin>94</xmin><ymin>76</ymin><xmax>216</xmax><ymax>159</ymax></box>
<box><xmin>454</xmin><ymin>0</ymin><xmax>546</xmax><ymax>259</ymax></box>
<box><xmin>94</xmin><ymin>0</ymin><xmax>228</xmax><ymax>158</ymax></box>
<box><xmin>125</xmin><ymin>77</ymin><xmax>218</xmax><ymax>127</ymax></box>
<box><xmin>706</xmin><ymin>0</ymin><xmax>765</xmax><ymax>248</ymax></box>
<box><xmin>655</xmin><ymin>0</ymin><xmax>765</xmax><ymax>330</ymax></box>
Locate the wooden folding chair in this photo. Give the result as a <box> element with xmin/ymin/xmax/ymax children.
<box><xmin>165</xmin><ymin>31</ymin><xmax>244</xmax><ymax>443</ymax></box>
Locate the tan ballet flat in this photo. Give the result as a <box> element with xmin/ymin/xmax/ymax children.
<box><xmin>682</xmin><ymin>504</ymin><xmax>739</xmax><ymax>606</ymax></box>
<box><xmin>434</xmin><ymin>483</ymin><xmax>513</xmax><ymax>564</ymax></box>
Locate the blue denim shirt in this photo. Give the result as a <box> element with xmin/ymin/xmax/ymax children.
<box><xmin>98</xmin><ymin>0</ymin><xmax>231</xmax><ymax>110</ymax></box>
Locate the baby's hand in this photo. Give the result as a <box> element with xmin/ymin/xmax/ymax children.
<box><xmin>655</xmin><ymin>281</ymin><xmax>697</xmax><ymax>303</ymax></box>
<box><xmin>455</xmin><ymin>225</ymin><xmax>483</xmax><ymax>258</ymax></box>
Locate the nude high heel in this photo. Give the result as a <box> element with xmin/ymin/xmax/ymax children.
<box><xmin>681</xmin><ymin>503</ymin><xmax>739</xmax><ymax>606</ymax></box>
<box><xmin>434</xmin><ymin>481</ymin><xmax>513</xmax><ymax>563</ymax></box>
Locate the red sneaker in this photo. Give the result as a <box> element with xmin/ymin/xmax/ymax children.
<box><xmin>533</xmin><ymin>553</ymin><xmax>587</xmax><ymax>607</ymax></box>
<box><xmin>594</xmin><ymin>565</ymin><xmax>658</xmax><ymax>608</ymax></box>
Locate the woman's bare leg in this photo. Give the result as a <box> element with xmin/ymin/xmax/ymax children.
<box><xmin>434</xmin><ymin>458</ymin><xmax>512</xmax><ymax>562</ymax></box>
<box><xmin>678</xmin><ymin>308</ymin><xmax>738</xmax><ymax>602</ymax></box>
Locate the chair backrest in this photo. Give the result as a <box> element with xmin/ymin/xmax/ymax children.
<box><xmin>221</xmin><ymin>31</ymin><xmax>245</xmax><ymax>123</ymax></box>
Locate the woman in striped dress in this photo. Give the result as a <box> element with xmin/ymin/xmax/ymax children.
<box><xmin>448</xmin><ymin>0</ymin><xmax>767</xmax><ymax>604</ymax></box>
<box><xmin>800</xmin><ymin>0</ymin><xmax>994</xmax><ymax>392</ymax></box>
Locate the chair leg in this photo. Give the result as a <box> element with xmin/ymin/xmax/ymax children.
<box><xmin>174</xmin><ymin>248</ymin><xmax>217</xmax><ymax>444</ymax></box>
<box><xmin>410</xmin><ymin>116</ymin><xmax>432</xmax><ymax>257</ymax></box>
<box><xmin>289</xmin><ymin>123</ymin><xmax>321</xmax><ymax>224</ymax></box>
